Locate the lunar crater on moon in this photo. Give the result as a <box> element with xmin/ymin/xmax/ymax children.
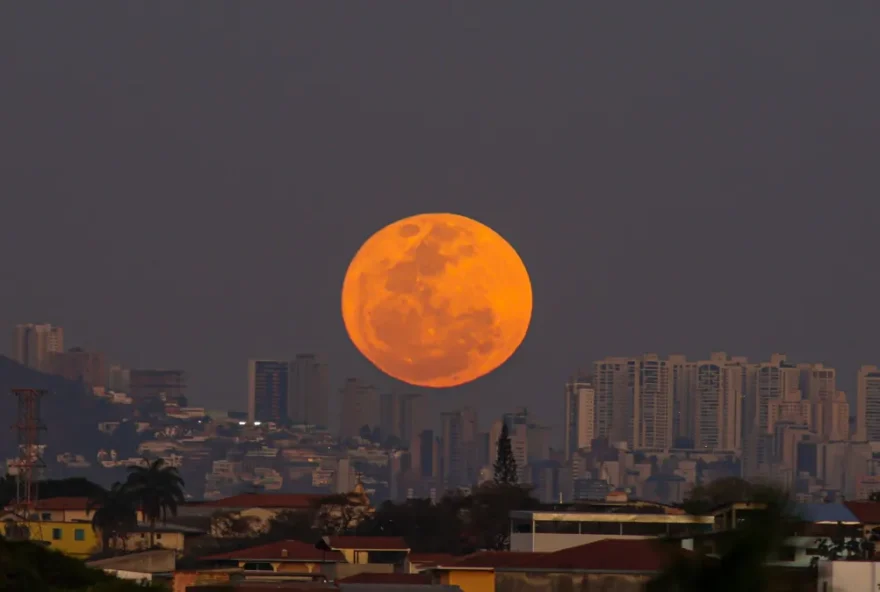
<box><xmin>342</xmin><ymin>213</ymin><xmax>532</xmax><ymax>388</ymax></box>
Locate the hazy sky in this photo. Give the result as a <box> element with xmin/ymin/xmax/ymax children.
<box><xmin>2</xmin><ymin>3</ymin><xmax>879</xmax><ymax>430</ymax></box>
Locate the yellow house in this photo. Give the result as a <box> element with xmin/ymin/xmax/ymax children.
<box><xmin>10</xmin><ymin>496</ymin><xmax>95</xmax><ymax>522</ymax></box>
<box><xmin>317</xmin><ymin>535</ymin><xmax>410</xmax><ymax>565</ymax></box>
<box><xmin>117</xmin><ymin>523</ymin><xmax>206</xmax><ymax>554</ymax></box>
<box><xmin>2</xmin><ymin>519</ymin><xmax>100</xmax><ymax>558</ymax></box>
<box><xmin>0</xmin><ymin>496</ymin><xmax>160</xmax><ymax>558</ymax></box>
<box><xmin>430</xmin><ymin>552</ymin><xmax>549</xmax><ymax>592</ymax></box>
<box><xmin>434</xmin><ymin>568</ymin><xmax>494</xmax><ymax>592</ymax></box>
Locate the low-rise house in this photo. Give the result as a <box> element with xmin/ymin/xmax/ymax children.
<box><xmin>317</xmin><ymin>536</ymin><xmax>410</xmax><ymax>566</ymax></box>
<box><xmin>509</xmin><ymin>505</ymin><xmax>714</xmax><ymax>552</ymax></box>
<box><xmin>843</xmin><ymin>500</ymin><xmax>880</xmax><ymax>540</ymax></box>
<box><xmin>87</xmin><ymin>549</ymin><xmax>177</xmax><ymax>582</ymax></box>
<box><xmin>203</xmin><ymin>539</ymin><xmax>343</xmax><ymax>575</ymax></box>
<box><xmin>181</xmin><ymin>493</ymin><xmax>324</xmax><ymax>537</ymax></box>
<box><xmin>120</xmin><ymin>522</ymin><xmax>207</xmax><ymax>554</ymax></box>
<box><xmin>697</xmin><ymin>501</ymin><xmax>864</xmax><ymax>567</ymax></box>
<box><xmin>1</xmin><ymin>517</ymin><xmax>99</xmax><ymax>558</ymax></box>
<box><xmin>818</xmin><ymin>559</ymin><xmax>880</xmax><ymax>592</ymax></box>
<box><xmin>406</xmin><ymin>554</ymin><xmax>458</xmax><ymax>573</ymax></box>
<box><xmin>431</xmin><ymin>551</ymin><xmax>547</xmax><ymax>592</ymax></box>
<box><xmin>4</xmin><ymin>496</ymin><xmax>94</xmax><ymax>522</ymax></box>
<box><xmin>336</xmin><ymin>573</ymin><xmax>431</xmax><ymax>585</ymax></box>
<box><xmin>428</xmin><ymin>540</ymin><xmax>710</xmax><ymax>592</ymax></box>
<box><xmin>426</xmin><ymin>539</ymin><xmax>813</xmax><ymax>592</ymax></box>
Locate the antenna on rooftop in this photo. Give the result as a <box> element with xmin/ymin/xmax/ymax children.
<box><xmin>7</xmin><ymin>388</ymin><xmax>47</xmax><ymax>541</ymax></box>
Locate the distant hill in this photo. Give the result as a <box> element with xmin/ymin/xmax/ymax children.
<box><xmin>0</xmin><ymin>356</ymin><xmax>120</xmax><ymax>462</ymax></box>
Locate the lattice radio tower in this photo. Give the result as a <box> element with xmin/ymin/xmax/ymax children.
<box><xmin>8</xmin><ymin>388</ymin><xmax>47</xmax><ymax>539</ymax></box>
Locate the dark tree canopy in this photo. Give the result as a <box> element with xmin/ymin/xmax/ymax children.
<box><xmin>0</xmin><ymin>536</ymin><xmax>162</xmax><ymax>591</ymax></box>
<box><xmin>682</xmin><ymin>477</ymin><xmax>756</xmax><ymax>515</ymax></box>
<box><xmin>356</xmin><ymin>483</ymin><xmax>540</xmax><ymax>553</ymax></box>
<box><xmin>0</xmin><ymin>477</ymin><xmax>106</xmax><ymax>509</ymax></box>
<box><xmin>493</xmin><ymin>422</ymin><xmax>518</xmax><ymax>485</ymax></box>
<box><xmin>652</xmin><ymin>486</ymin><xmax>799</xmax><ymax>592</ymax></box>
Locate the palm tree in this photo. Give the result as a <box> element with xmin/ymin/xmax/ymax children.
<box><xmin>88</xmin><ymin>482</ymin><xmax>138</xmax><ymax>554</ymax></box>
<box><xmin>650</xmin><ymin>486</ymin><xmax>797</xmax><ymax>592</ymax></box>
<box><xmin>124</xmin><ymin>458</ymin><xmax>186</xmax><ymax>548</ymax></box>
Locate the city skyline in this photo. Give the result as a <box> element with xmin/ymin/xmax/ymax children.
<box><xmin>3</xmin><ymin>3</ymin><xmax>880</xmax><ymax>426</ymax></box>
<box><xmin>10</xmin><ymin>318</ymin><xmax>880</xmax><ymax>506</ymax></box>
<box><xmin>10</xmin><ymin>319</ymin><xmax>880</xmax><ymax>440</ymax></box>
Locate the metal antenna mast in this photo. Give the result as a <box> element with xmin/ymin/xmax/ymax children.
<box><xmin>8</xmin><ymin>388</ymin><xmax>47</xmax><ymax>540</ymax></box>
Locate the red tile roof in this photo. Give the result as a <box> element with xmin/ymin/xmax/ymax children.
<box><xmin>532</xmin><ymin>539</ymin><xmax>695</xmax><ymax>572</ymax></box>
<box><xmin>434</xmin><ymin>541</ymin><xmax>695</xmax><ymax>573</ymax></box>
<box><xmin>440</xmin><ymin>551</ymin><xmax>548</xmax><ymax>569</ymax></box>
<box><xmin>336</xmin><ymin>573</ymin><xmax>431</xmax><ymax>584</ymax></box>
<box><xmin>324</xmin><ymin>536</ymin><xmax>410</xmax><ymax>551</ymax></box>
<box><xmin>203</xmin><ymin>539</ymin><xmax>343</xmax><ymax>562</ymax></box>
<box><xmin>189</xmin><ymin>493</ymin><xmax>324</xmax><ymax>510</ymax></box>
<box><xmin>408</xmin><ymin>553</ymin><xmax>459</xmax><ymax>567</ymax></box>
<box><xmin>34</xmin><ymin>497</ymin><xmax>91</xmax><ymax>511</ymax></box>
<box><xmin>845</xmin><ymin>501</ymin><xmax>880</xmax><ymax>524</ymax></box>
<box><xmin>212</xmin><ymin>585</ymin><xmax>337</xmax><ymax>592</ymax></box>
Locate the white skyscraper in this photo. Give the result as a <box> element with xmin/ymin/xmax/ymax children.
<box><xmin>743</xmin><ymin>354</ymin><xmax>800</xmax><ymax>475</ymax></box>
<box><xmin>564</xmin><ymin>377</ymin><xmax>595</xmax><ymax>459</ymax></box>
<box><xmin>856</xmin><ymin>365</ymin><xmax>880</xmax><ymax>442</ymax></box>
<box><xmin>692</xmin><ymin>353</ymin><xmax>744</xmax><ymax>451</ymax></box>
<box><xmin>799</xmin><ymin>362</ymin><xmax>836</xmax><ymax>440</ymax></box>
<box><xmin>593</xmin><ymin>354</ymin><xmax>674</xmax><ymax>449</ymax></box>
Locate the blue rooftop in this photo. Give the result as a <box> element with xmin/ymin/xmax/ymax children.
<box><xmin>796</xmin><ymin>503</ymin><xmax>859</xmax><ymax>523</ymax></box>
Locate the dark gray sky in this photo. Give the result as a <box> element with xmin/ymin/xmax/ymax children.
<box><xmin>2</xmin><ymin>2</ymin><xmax>879</xmax><ymax>430</ymax></box>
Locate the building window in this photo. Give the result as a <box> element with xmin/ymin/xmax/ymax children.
<box><xmin>52</xmin><ymin>528</ymin><xmax>62</xmax><ymax>541</ymax></box>
<box><xmin>74</xmin><ymin>529</ymin><xmax>85</xmax><ymax>541</ymax></box>
<box><xmin>511</xmin><ymin>518</ymin><xmax>533</xmax><ymax>534</ymax></box>
<box><xmin>535</xmin><ymin>520</ymin><xmax>580</xmax><ymax>534</ymax></box>
<box><xmin>41</xmin><ymin>513</ymin><xmax>51</xmax><ymax>521</ymax></box>
<box><xmin>621</xmin><ymin>522</ymin><xmax>668</xmax><ymax>536</ymax></box>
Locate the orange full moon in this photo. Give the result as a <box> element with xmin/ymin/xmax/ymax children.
<box><xmin>341</xmin><ymin>213</ymin><xmax>532</xmax><ymax>388</ymax></box>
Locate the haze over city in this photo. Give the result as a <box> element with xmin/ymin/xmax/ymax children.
<box><xmin>6</xmin><ymin>4</ymin><xmax>880</xmax><ymax>591</ymax></box>
<box><xmin>3</xmin><ymin>3</ymin><xmax>880</xmax><ymax>431</ymax></box>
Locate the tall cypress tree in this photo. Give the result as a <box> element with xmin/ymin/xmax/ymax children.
<box><xmin>493</xmin><ymin>422</ymin><xmax>518</xmax><ymax>485</ymax></box>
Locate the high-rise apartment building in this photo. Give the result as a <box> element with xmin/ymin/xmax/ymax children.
<box><xmin>768</xmin><ymin>389</ymin><xmax>812</xmax><ymax>430</ymax></box>
<box><xmin>692</xmin><ymin>353</ymin><xmax>744</xmax><ymax>451</ymax></box>
<box><xmin>509</xmin><ymin>422</ymin><xmax>528</xmax><ymax>480</ymax></box>
<box><xmin>50</xmin><ymin>347</ymin><xmax>107</xmax><ymax>389</ymax></box>
<box><xmin>378</xmin><ymin>392</ymin><xmax>428</xmax><ymax>444</ymax></box>
<box><xmin>592</xmin><ymin>354</ymin><xmax>673</xmax><ymax>449</ymax></box>
<box><xmin>742</xmin><ymin>354</ymin><xmax>800</xmax><ymax>473</ymax></box>
<box><xmin>289</xmin><ymin>354</ymin><xmax>329</xmax><ymax>428</ymax></box>
<box><xmin>247</xmin><ymin>360</ymin><xmax>289</xmax><ymax>423</ymax></box>
<box><xmin>413</xmin><ymin>429</ymin><xmax>440</xmax><ymax>479</ymax></box>
<box><xmin>108</xmin><ymin>364</ymin><xmax>131</xmax><ymax>392</ymax></box>
<box><xmin>527</xmin><ymin>425</ymin><xmax>552</xmax><ymax>463</ymax></box>
<box><xmin>129</xmin><ymin>369</ymin><xmax>186</xmax><ymax>402</ymax></box>
<box><xmin>12</xmin><ymin>323</ymin><xmax>64</xmax><ymax>372</ymax></box>
<box><xmin>593</xmin><ymin>357</ymin><xmax>630</xmax><ymax>443</ymax></box>
<box><xmin>799</xmin><ymin>363</ymin><xmax>836</xmax><ymax>440</ymax></box>
<box><xmin>399</xmin><ymin>393</ymin><xmax>429</xmax><ymax>443</ymax></box>
<box><xmin>338</xmin><ymin>378</ymin><xmax>380</xmax><ymax>440</ymax></box>
<box><xmin>635</xmin><ymin>355</ymin><xmax>673</xmax><ymax>449</ymax></box>
<box><xmin>826</xmin><ymin>391</ymin><xmax>850</xmax><ymax>441</ymax></box>
<box><xmin>380</xmin><ymin>393</ymin><xmax>401</xmax><ymax>442</ymax></box>
<box><xmin>669</xmin><ymin>355</ymin><xmax>693</xmax><ymax>444</ymax></box>
<box><xmin>564</xmin><ymin>377</ymin><xmax>595</xmax><ymax>459</ymax></box>
<box><xmin>441</xmin><ymin>407</ymin><xmax>478</xmax><ymax>488</ymax></box>
<box><xmin>856</xmin><ymin>365</ymin><xmax>880</xmax><ymax>441</ymax></box>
